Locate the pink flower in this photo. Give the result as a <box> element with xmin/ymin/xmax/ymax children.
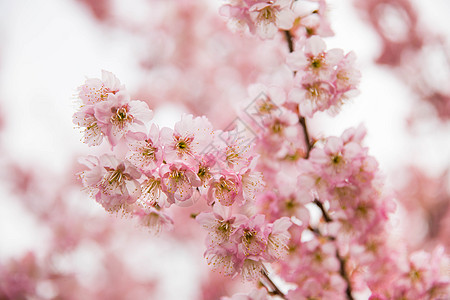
<box><xmin>133</xmin><ymin>206</ymin><xmax>174</xmax><ymax>235</ymax></box>
<box><xmin>287</xmin><ymin>37</ymin><xmax>360</xmax><ymax>117</ymax></box>
<box><xmin>241</xmin><ymin>168</ymin><xmax>265</xmax><ymax>204</ymax></box>
<box><xmin>265</xmin><ymin>217</ymin><xmax>292</xmax><ymax>261</ymax></box>
<box><xmin>126</xmin><ymin>124</ymin><xmax>162</xmax><ymax>172</ymax></box>
<box><xmin>160</xmin><ymin>114</ymin><xmax>214</xmax><ymax>164</ymax></box>
<box><xmin>289</xmin><ymin>74</ymin><xmax>336</xmax><ymax>117</ymax></box>
<box><xmin>291</xmin><ymin>0</ymin><xmax>334</xmax><ymax>38</ymax></box>
<box><xmin>204</xmin><ymin>242</ymin><xmax>239</xmax><ymax>276</ymax></box>
<box><xmin>160</xmin><ymin>162</ymin><xmax>201</xmax><ymax>207</ymax></box>
<box><xmin>95</xmin><ymin>91</ymin><xmax>153</xmax><ymax>147</ymax></box>
<box><xmin>220</xmin><ymin>0</ymin><xmax>295</xmax><ymax>39</ymax></box>
<box><xmin>249</xmin><ymin>0</ymin><xmax>295</xmax><ymax>39</ymax></box>
<box><xmin>80</xmin><ymin>154</ymin><xmax>142</xmax><ymax>212</ymax></box>
<box><xmin>195</xmin><ymin>153</ymin><xmax>217</xmax><ymax>187</ymax></box>
<box><xmin>72</xmin><ymin>105</ymin><xmax>104</xmax><ymax>146</ymax></box>
<box><xmin>259</xmin><ymin>109</ymin><xmax>299</xmax><ymax>149</ymax></box>
<box><xmin>78</xmin><ymin>70</ymin><xmax>124</xmax><ymax>105</ymax></box>
<box><xmin>334</xmin><ymin>51</ymin><xmax>361</xmax><ymax>100</ymax></box>
<box><xmin>234</xmin><ymin>214</ymin><xmax>269</xmax><ymax>257</ymax></box>
<box><xmin>287</xmin><ymin>36</ymin><xmax>344</xmax><ymax>78</ymax></box>
<box><xmin>196</xmin><ymin>204</ymin><xmax>248</xmax><ymax>246</ymax></box>
<box><xmin>207</xmin><ymin>170</ymin><xmax>244</xmax><ymax>206</ymax></box>
<box><xmin>247</xmin><ymin>84</ymin><xmax>287</xmax><ymax>117</ymax></box>
<box><xmin>309</xmin><ymin>135</ymin><xmax>364</xmax><ymax>185</ymax></box>
<box><xmin>138</xmin><ymin>175</ymin><xmax>169</xmax><ymax>208</ymax></box>
<box><xmin>240</xmin><ymin>259</ymin><xmax>265</xmax><ymax>281</ymax></box>
<box><xmin>215</xmin><ymin>131</ymin><xmax>256</xmax><ymax>172</ymax></box>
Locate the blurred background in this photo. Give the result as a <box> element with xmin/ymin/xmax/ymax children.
<box><xmin>0</xmin><ymin>0</ymin><xmax>449</xmax><ymax>299</ymax></box>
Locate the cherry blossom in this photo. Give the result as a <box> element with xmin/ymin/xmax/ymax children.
<box><xmin>79</xmin><ymin>154</ymin><xmax>141</xmax><ymax>212</ymax></box>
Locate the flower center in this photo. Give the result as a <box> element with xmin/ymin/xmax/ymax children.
<box><xmin>243</xmin><ymin>229</ymin><xmax>256</xmax><ymax>244</ymax></box>
<box><xmin>142</xmin><ymin>140</ymin><xmax>157</xmax><ymax>159</ymax></box>
<box><xmin>174</xmin><ymin>135</ymin><xmax>194</xmax><ymax>157</ymax></box>
<box><xmin>258</xmin><ymin>6</ymin><xmax>276</xmax><ymax>24</ymax></box>
<box><xmin>110</xmin><ymin>106</ymin><xmax>133</xmax><ymax>130</ymax></box>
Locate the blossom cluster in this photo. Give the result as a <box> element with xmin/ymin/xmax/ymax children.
<box><xmin>219</xmin><ymin>0</ymin><xmax>333</xmax><ymax>40</ymax></box>
<box><xmin>73</xmin><ymin>70</ymin><xmax>153</xmax><ymax>147</ymax></box>
<box><xmin>220</xmin><ymin>0</ymin><xmax>295</xmax><ymax>39</ymax></box>
<box><xmin>70</xmin><ymin>0</ymin><xmax>450</xmax><ymax>298</ymax></box>
<box><xmin>197</xmin><ymin>205</ymin><xmax>291</xmax><ymax>281</ymax></box>
<box><xmin>73</xmin><ymin>71</ymin><xmax>298</xmax><ymax>280</ymax></box>
<box><xmin>287</xmin><ymin>36</ymin><xmax>361</xmax><ymax>117</ymax></box>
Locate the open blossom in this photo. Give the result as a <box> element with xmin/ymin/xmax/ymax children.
<box><xmin>289</xmin><ymin>74</ymin><xmax>336</xmax><ymax>117</ymax></box>
<box><xmin>78</xmin><ymin>70</ymin><xmax>124</xmax><ymax>105</ymax></box>
<box><xmin>133</xmin><ymin>206</ymin><xmax>174</xmax><ymax>235</ymax></box>
<box><xmin>249</xmin><ymin>0</ymin><xmax>295</xmax><ymax>38</ymax></box>
<box><xmin>291</xmin><ymin>0</ymin><xmax>334</xmax><ymax>38</ymax></box>
<box><xmin>264</xmin><ymin>217</ymin><xmax>292</xmax><ymax>261</ymax></box>
<box><xmin>308</xmin><ymin>135</ymin><xmax>364</xmax><ymax>185</ymax></box>
<box><xmin>126</xmin><ymin>124</ymin><xmax>162</xmax><ymax>172</ymax></box>
<box><xmin>287</xmin><ymin>36</ymin><xmax>344</xmax><ymax>78</ymax></box>
<box><xmin>138</xmin><ymin>175</ymin><xmax>169</xmax><ymax>208</ymax></box>
<box><xmin>220</xmin><ymin>0</ymin><xmax>295</xmax><ymax>39</ymax></box>
<box><xmin>72</xmin><ymin>105</ymin><xmax>103</xmax><ymax>146</ymax></box>
<box><xmin>160</xmin><ymin>162</ymin><xmax>201</xmax><ymax>207</ymax></box>
<box><xmin>241</xmin><ymin>168</ymin><xmax>264</xmax><ymax>203</ymax></box>
<box><xmin>160</xmin><ymin>114</ymin><xmax>214</xmax><ymax>164</ymax></box>
<box><xmin>258</xmin><ymin>109</ymin><xmax>299</xmax><ymax>150</ymax></box>
<box><xmin>207</xmin><ymin>170</ymin><xmax>244</xmax><ymax>206</ymax></box>
<box><xmin>214</xmin><ymin>131</ymin><xmax>257</xmax><ymax>172</ymax></box>
<box><xmin>234</xmin><ymin>214</ymin><xmax>269</xmax><ymax>257</ymax></box>
<box><xmin>95</xmin><ymin>91</ymin><xmax>153</xmax><ymax>147</ymax></box>
<box><xmin>246</xmin><ymin>84</ymin><xmax>287</xmax><ymax>118</ymax></box>
<box><xmin>195</xmin><ymin>153</ymin><xmax>217</xmax><ymax>187</ymax></box>
<box><xmin>198</xmin><ymin>209</ymin><xmax>291</xmax><ymax>281</ymax></box>
<box><xmin>205</xmin><ymin>242</ymin><xmax>240</xmax><ymax>277</ymax></box>
<box><xmin>196</xmin><ymin>204</ymin><xmax>248</xmax><ymax>246</ymax></box>
<box><xmin>287</xmin><ymin>36</ymin><xmax>360</xmax><ymax>117</ymax></box>
<box><xmin>80</xmin><ymin>154</ymin><xmax>141</xmax><ymax>212</ymax></box>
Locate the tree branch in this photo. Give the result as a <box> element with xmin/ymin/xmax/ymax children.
<box><xmin>261</xmin><ymin>271</ymin><xmax>287</xmax><ymax>299</ymax></box>
<box><xmin>312</xmin><ymin>199</ymin><xmax>354</xmax><ymax>300</ymax></box>
<box><xmin>313</xmin><ymin>199</ymin><xmax>332</xmax><ymax>222</ymax></box>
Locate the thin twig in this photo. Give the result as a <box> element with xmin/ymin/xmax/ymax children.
<box><xmin>261</xmin><ymin>271</ymin><xmax>287</xmax><ymax>299</ymax></box>
<box><xmin>337</xmin><ymin>250</ymin><xmax>355</xmax><ymax>300</ymax></box>
<box><xmin>313</xmin><ymin>199</ymin><xmax>332</xmax><ymax>223</ymax></box>
<box><xmin>299</xmin><ymin>116</ymin><xmax>313</xmax><ymax>159</ymax></box>
<box><xmin>312</xmin><ymin>200</ymin><xmax>354</xmax><ymax>300</ymax></box>
<box><xmin>284</xmin><ymin>30</ymin><xmax>295</xmax><ymax>53</ymax></box>
<box><xmin>284</xmin><ymin>29</ymin><xmax>314</xmax><ymax>158</ymax></box>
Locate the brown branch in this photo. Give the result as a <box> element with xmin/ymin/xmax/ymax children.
<box><xmin>313</xmin><ymin>199</ymin><xmax>332</xmax><ymax>222</ymax></box>
<box><xmin>261</xmin><ymin>271</ymin><xmax>287</xmax><ymax>299</ymax></box>
<box><xmin>284</xmin><ymin>30</ymin><xmax>295</xmax><ymax>53</ymax></box>
<box><xmin>295</xmin><ymin>90</ymin><xmax>314</xmax><ymax>158</ymax></box>
<box><xmin>337</xmin><ymin>250</ymin><xmax>355</xmax><ymax>300</ymax></box>
<box><xmin>299</xmin><ymin>115</ymin><xmax>313</xmax><ymax>158</ymax></box>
